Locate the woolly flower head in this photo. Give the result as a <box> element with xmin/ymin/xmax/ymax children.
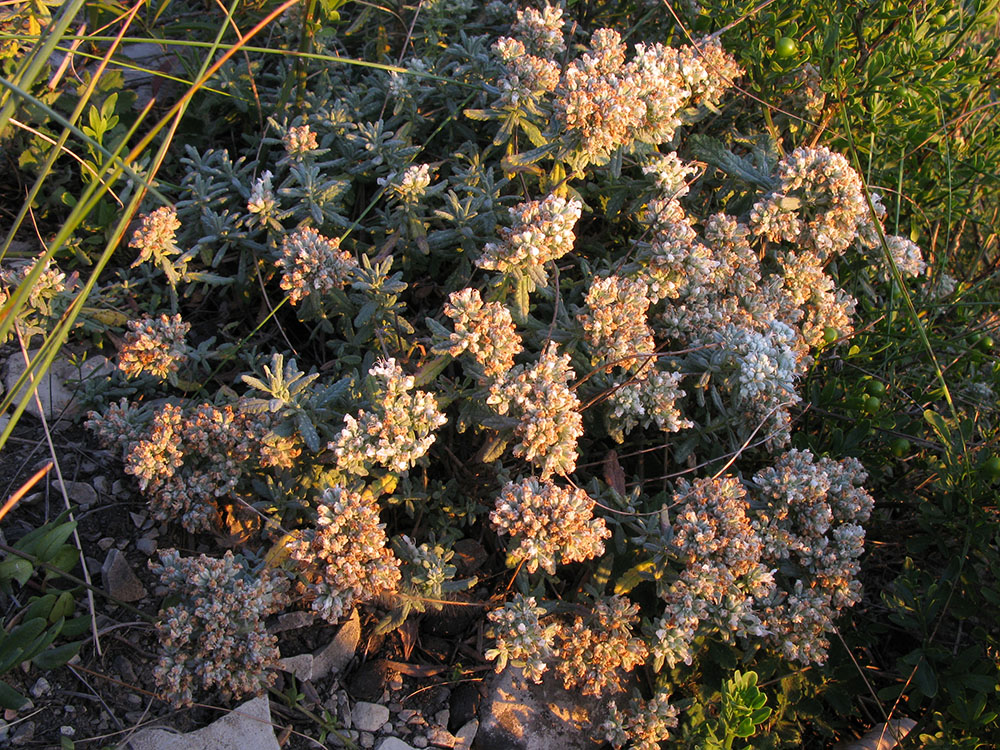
<box><xmin>277</xmin><ymin>227</ymin><xmax>357</xmax><ymax>304</ymax></box>
<box><xmin>246</xmin><ymin>170</ymin><xmax>277</xmax><ymax>222</ymax></box>
<box><xmin>476</xmin><ymin>194</ymin><xmax>582</xmax><ymax>283</ymax></box>
<box><xmin>490</xmin><ymin>476</ymin><xmax>610</xmax><ymax>574</ymax></box>
<box><xmin>485</xmin><ymin>594</ymin><xmax>557</xmax><ymax>683</ymax></box>
<box><xmin>607</xmin><ymin>368</ymin><xmax>692</xmax><ymax>443</ymax></box>
<box><xmin>488</xmin><ymin>342</ymin><xmax>583</xmax><ymax>478</ymax></box>
<box><xmin>150</xmin><ymin>549</ymin><xmax>289</xmax><ymax>706</ymax></box>
<box><xmin>750</xmin><ymin>146</ymin><xmax>874</xmax><ymax>258</ymax></box>
<box><xmin>331</xmin><ymin>358</ymin><xmax>447</xmax><ymax>476</ymax></box>
<box><xmin>118</xmin><ymin>313</ymin><xmax>191</xmax><ymax>380</ymax></box>
<box><xmin>441</xmin><ymin>287</ymin><xmax>522</xmax><ymax>378</ymax></box>
<box><xmin>283</xmin><ymin>123</ymin><xmax>319</xmax><ymax>157</ymax></box>
<box><xmin>378</xmin><ymin>163</ymin><xmax>434</xmax><ymax>205</ymax></box>
<box><xmin>642</xmin><ymin>152</ymin><xmax>698</xmax><ymax>197</ymax></box>
<box><xmin>512</xmin><ymin>2</ymin><xmax>565</xmax><ymax>57</ymax></box>
<box><xmin>287</xmin><ymin>486</ymin><xmax>401</xmax><ymax>624</ymax></box>
<box><xmin>579</xmin><ymin>274</ymin><xmax>656</xmax><ymax>376</ymax></box>
<box><xmin>604</xmin><ymin>690</ymin><xmax>679</xmax><ymax>750</ymax></box>
<box><xmin>881</xmin><ymin>235</ymin><xmax>927</xmax><ymax>280</ymax></box>
<box><xmin>129</xmin><ymin>206</ymin><xmax>181</xmax><ymax>267</ymax></box>
<box><xmin>553</xmin><ymin>595</ymin><xmax>648</xmax><ymax>696</ymax></box>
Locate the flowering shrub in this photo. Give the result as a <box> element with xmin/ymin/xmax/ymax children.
<box><xmin>70</xmin><ymin>2</ymin><xmax>936</xmax><ymax>742</ymax></box>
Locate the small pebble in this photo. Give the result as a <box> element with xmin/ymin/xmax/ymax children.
<box><xmin>10</xmin><ymin>720</ymin><xmax>34</xmax><ymax>747</ymax></box>
<box><xmin>411</xmin><ymin>737</ymin><xmax>428</xmax><ymax>749</ymax></box>
<box><xmin>136</xmin><ymin>537</ymin><xmax>158</xmax><ymax>556</ymax></box>
<box><xmin>60</xmin><ymin>726</ymin><xmax>75</xmax><ymax>737</ymax></box>
<box><xmin>360</xmin><ymin>731</ymin><xmax>375</xmax><ymax>748</ymax></box>
<box><xmin>97</xmin><ymin>537</ymin><xmax>115</xmax><ymax>550</ymax></box>
<box><xmin>29</xmin><ymin>677</ymin><xmax>50</xmax><ymax>698</ymax></box>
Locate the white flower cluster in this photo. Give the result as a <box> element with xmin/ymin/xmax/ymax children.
<box><xmin>150</xmin><ymin>549</ymin><xmax>289</xmax><ymax>706</ymax></box>
<box><xmin>578</xmin><ymin>274</ymin><xmax>656</xmax><ymax>376</ymax></box>
<box><xmin>476</xmin><ymin>194</ymin><xmax>582</xmax><ymax>283</ymax></box>
<box><xmin>603</xmin><ymin>690</ymin><xmax>679</xmax><ymax>750</ymax></box>
<box><xmin>117</xmin><ymin>313</ymin><xmax>191</xmax><ymax>380</ymax></box>
<box><xmin>492</xmin><ymin>36</ymin><xmax>561</xmax><ymax>107</ymax></box>
<box><xmin>441</xmin><ymin>287</ymin><xmax>523</xmax><ymax>379</ymax></box>
<box><xmin>778</xmin><ymin>250</ymin><xmax>857</xmax><ymax>349</ymax></box>
<box><xmin>716</xmin><ymin>320</ymin><xmax>806</xmax><ymax>447</ymax></box>
<box><xmin>129</xmin><ymin>206</ymin><xmax>182</xmax><ymax>267</ymax></box>
<box><xmin>378</xmin><ymin>163</ymin><xmax>434</xmax><ymax>205</ymax></box>
<box><xmin>636</xmin><ymin>198</ymin><xmax>716</xmax><ymax>302</ymax></box>
<box><xmin>881</xmin><ymin>234</ymin><xmax>928</xmax><ymax>280</ymax></box>
<box><xmin>112</xmin><ymin>399</ymin><xmax>298</xmax><ymax>532</ymax></box>
<box><xmin>246</xmin><ymin>170</ymin><xmax>277</xmax><ymax>226</ymax></box>
<box><xmin>553</xmin><ymin>34</ymin><xmax>742</xmax><ymax>166</ymax></box>
<box><xmin>750</xmin><ymin>146</ymin><xmax>881</xmax><ymax>259</ymax></box>
<box><xmin>485</xmin><ymin>593</ymin><xmax>557</xmax><ymax>683</ymax></box>
<box><xmin>331</xmin><ymin>358</ymin><xmax>447</xmax><ymax>476</ymax></box>
<box><xmin>487</xmin><ymin>342</ymin><xmax>583</xmax><ymax>478</ymax></box>
<box><xmin>606</xmin><ymin>368</ymin><xmax>692</xmax><ymax>444</ymax></box>
<box><xmin>553</xmin><ymin>595</ymin><xmax>648</xmax><ymax>696</ymax></box>
<box><xmin>642</xmin><ymin>151</ymin><xmax>698</xmax><ymax>197</ymax></box>
<box><xmin>287</xmin><ymin>486</ymin><xmax>401</xmax><ymax>624</ymax></box>
<box><xmin>751</xmin><ymin>449</ymin><xmax>873</xmax><ymax>663</ymax></box>
<box><xmin>276</xmin><ymin>227</ymin><xmax>357</xmax><ymax>305</ymax></box>
<box><xmin>511</xmin><ymin>2</ymin><xmax>566</xmax><ymax>58</ymax></box>
<box><xmin>282</xmin><ymin>123</ymin><xmax>319</xmax><ymax>158</ymax></box>
<box><xmin>650</xmin><ymin>476</ymin><xmax>773</xmax><ymax>670</ymax></box>
<box><xmin>490</xmin><ymin>476</ymin><xmax>610</xmax><ymax>574</ymax></box>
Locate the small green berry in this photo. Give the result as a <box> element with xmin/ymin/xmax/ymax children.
<box><xmin>775</xmin><ymin>37</ymin><xmax>798</xmax><ymax>59</ymax></box>
<box><xmin>867</xmin><ymin>380</ymin><xmax>887</xmax><ymax>397</ymax></box>
<box><xmin>982</xmin><ymin>455</ymin><xmax>1000</xmax><ymax>479</ymax></box>
<box><xmin>930</xmin><ymin>13</ymin><xmax>947</xmax><ymax>28</ymax></box>
<box><xmin>890</xmin><ymin>438</ymin><xmax>911</xmax><ymax>458</ymax></box>
<box><xmin>863</xmin><ymin>395</ymin><xmax>881</xmax><ymax>414</ymax></box>
<box><xmin>823</xmin><ymin>326</ymin><xmax>839</xmax><ymax>344</ymax></box>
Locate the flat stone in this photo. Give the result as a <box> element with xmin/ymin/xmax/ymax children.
<box><xmin>29</xmin><ymin>677</ymin><xmax>50</xmax><ymax>698</ymax></box>
<box><xmin>97</xmin><ymin>537</ymin><xmax>115</xmax><ymax>551</ymax></box>
<box><xmin>454</xmin><ymin>719</ymin><xmax>477</xmax><ymax>750</ymax></box>
<box><xmin>3</xmin><ymin>351</ymin><xmax>112</xmax><ymax>422</ymax></box>
<box><xmin>10</xmin><ymin>720</ymin><xmax>34</xmax><ymax>746</ymax></box>
<box><xmin>101</xmin><ymin>549</ymin><xmax>147</xmax><ymax>602</ymax></box>
<box><xmin>48</xmin><ymin>480</ymin><xmax>97</xmax><ymax>507</ymax></box>
<box><xmin>136</xmin><ymin>537</ymin><xmax>158</xmax><ymax>556</ymax></box>
<box><xmin>426</xmin><ymin>725</ymin><xmax>456</xmax><ymax>748</ymax></box>
<box><xmin>312</xmin><ymin>609</ymin><xmax>360</xmax><ymax>680</ymax></box>
<box><xmin>270</xmin><ymin>610</ymin><xmax>315</xmax><ymax>634</ymax></box>
<box><xmin>476</xmin><ymin>668</ymin><xmax>605</xmax><ymax>750</ymax></box>
<box><xmin>353</xmin><ymin>702</ymin><xmax>390</xmax><ymax>733</ymax></box>
<box><xmin>833</xmin><ymin>719</ymin><xmax>917</xmax><ymax>750</ymax></box>
<box><xmin>128</xmin><ymin>696</ymin><xmax>280</xmax><ymax>750</ymax></box>
<box><xmin>277</xmin><ymin>653</ymin><xmax>313</xmax><ymax>683</ymax></box>
<box><xmin>376</xmin><ymin>739</ymin><xmax>417</xmax><ymax>750</ymax></box>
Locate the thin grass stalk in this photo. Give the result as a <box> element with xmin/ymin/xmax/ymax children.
<box><xmin>0</xmin><ymin>0</ymin><xmax>90</xmax><ymax>131</ymax></box>
<box><xmin>0</xmin><ymin>0</ymin><xmax>276</xmax><ymax>449</ymax></box>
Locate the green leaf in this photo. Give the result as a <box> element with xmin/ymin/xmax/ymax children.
<box><xmin>296</xmin><ymin>411</ymin><xmax>321</xmax><ymax>453</ymax></box>
<box><xmin>0</xmin><ymin>679</ymin><xmax>28</xmax><ymax>710</ymax></box>
<box><xmin>735</xmin><ymin>718</ymin><xmax>755</xmax><ymax>737</ymax></box>
<box><xmin>913</xmin><ymin>658</ymin><xmax>938</xmax><ymax>698</ymax></box>
<box><xmin>688</xmin><ymin>134</ymin><xmax>778</xmax><ymax>190</ymax></box>
<box><xmin>35</xmin><ymin>521</ymin><xmax>78</xmax><ymax>564</ymax></box>
<box><xmin>32</xmin><ymin>640</ymin><xmax>82</xmax><ymax>670</ymax></box>
<box><xmin>0</xmin><ymin>617</ymin><xmax>46</xmax><ymax>673</ymax></box>
<box><xmin>0</xmin><ymin>558</ymin><xmax>33</xmax><ymax>586</ymax></box>
<box><xmin>613</xmin><ymin>561</ymin><xmax>654</xmax><ymax>595</ymax></box>
<box><xmin>514</xmin><ymin>274</ymin><xmax>531</xmax><ymax>321</ymax></box>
